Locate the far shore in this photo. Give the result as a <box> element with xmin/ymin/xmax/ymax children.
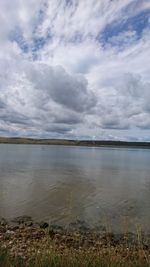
<box><xmin>0</xmin><ymin>137</ymin><xmax>150</xmax><ymax>149</ymax></box>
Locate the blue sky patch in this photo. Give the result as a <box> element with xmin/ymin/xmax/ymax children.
<box><xmin>9</xmin><ymin>28</ymin><xmax>29</xmax><ymax>53</ymax></box>
<box><xmin>10</xmin><ymin>26</ymin><xmax>52</xmax><ymax>59</ymax></box>
<box><xmin>32</xmin><ymin>34</ymin><xmax>52</xmax><ymax>52</ymax></box>
<box><xmin>99</xmin><ymin>9</ymin><xmax>150</xmax><ymax>47</ymax></box>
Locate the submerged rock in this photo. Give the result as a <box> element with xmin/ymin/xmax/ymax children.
<box><xmin>11</xmin><ymin>216</ymin><xmax>32</xmax><ymax>225</ymax></box>
<box><xmin>125</xmin><ymin>232</ymin><xmax>137</xmax><ymax>245</ymax></box>
<box><xmin>0</xmin><ymin>217</ymin><xmax>7</xmax><ymax>226</ymax></box>
<box><xmin>38</xmin><ymin>221</ymin><xmax>49</xmax><ymax>229</ymax></box>
<box><xmin>112</xmin><ymin>233</ymin><xmax>125</xmax><ymax>244</ymax></box>
<box><xmin>49</xmin><ymin>224</ymin><xmax>64</xmax><ymax>233</ymax></box>
<box><xmin>25</xmin><ymin>221</ymin><xmax>33</xmax><ymax>227</ymax></box>
<box><xmin>8</xmin><ymin>222</ymin><xmax>19</xmax><ymax>231</ymax></box>
<box><xmin>49</xmin><ymin>225</ymin><xmax>64</xmax><ymax>238</ymax></box>
<box><xmin>68</xmin><ymin>220</ymin><xmax>90</xmax><ymax>233</ymax></box>
<box><xmin>0</xmin><ymin>225</ymin><xmax>6</xmax><ymax>233</ymax></box>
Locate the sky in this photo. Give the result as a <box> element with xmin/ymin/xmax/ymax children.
<box><xmin>0</xmin><ymin>0</ymin><xmax>150</xmax><ymax>141</ymax></box>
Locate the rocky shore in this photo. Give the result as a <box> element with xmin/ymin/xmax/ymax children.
<box><xmin>1</xmin><ymin>216</ymin><xmax>150</xmax><ymax>263</ymax></box>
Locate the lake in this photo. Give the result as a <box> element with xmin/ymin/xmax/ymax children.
<box><xmin>0</xmin><ymin>144</ymin><xmax>150</xmax><ymax>232</ymax></box>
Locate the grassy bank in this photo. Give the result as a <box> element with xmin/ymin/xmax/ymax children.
<box><xmin>1</xmin><ymin>244</ymin><xmax>150</xmax><ymax>267</ymax></box>
<box><xmin>0</xmin><ymin>217</ymin><xmax>150</xmax><ymax>267</ymax></box>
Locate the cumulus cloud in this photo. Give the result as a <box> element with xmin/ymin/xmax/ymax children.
<box><xmin>0</xmin><ymin>61</ymin><xmax>94</xmax><ymax>136</ymax></box>
<box><xmin>24</xmin><ymin>64</ymin><xmax>96</xmax><ymax>112</ymax></box>
<box><xmin>0</xmin><ymin>0</ymin><xmax>150</xmax><ymax>140</ymax></box>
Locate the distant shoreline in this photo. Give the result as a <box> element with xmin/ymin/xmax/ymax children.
<box><xmin>0</xmin><ymin>137</ymin><xmax>150</xmax><ymax>149</ymax></box>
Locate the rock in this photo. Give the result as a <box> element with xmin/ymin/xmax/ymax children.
<box><xmin>0</xmin><ymin>226</ymin><xmax>6</xmax><ymax>233</ymax></box>
<box><xmin>11</xmin><ymin>216</ymin><xmax>32</xmax><ymax>224</ymax></box>
<box><xmin>49</xmin><ymin>225</ymin><xmax>64</xmax><ymax>234</ymax></box>
<box><xmin>39</xmin><ymin>221</ymin><xmax>49</xmax><ymax>229</ymax></box>
<box><xmin>0</xmin><ymin>217</ymin><xmax>7</xmax><ymax>226</ymax></box>
<box><xmin>113</xmin><ymin>233</ymin><xmax>125</xmax><ymax>244</ymax></box>
<box><xmin>101</xmin><ymin>232</ymin><xmax>115</xmax><ymax>245</ymax></box>
<box><xmin>32</xmin><ymin>222</ymin><xmax>41</xmax><ymax>228</ymax></box>
<box><xmin>49</xmin><ymin>229</ymin><xmax>55</xmax><ymax>239</ymax></box>
<box><xmin>8</xmin><ymin>222</ymin><xmax>19</xmax><ymax>231</ymax></box>
<box><xmin>142</xmin><ymin>233</ymin><xmax>150</xmax><ymax>248</ymax></box>
<box><xmin>19</xmin><ymin>224</ymin><xmax>25</xmax><ymax>229</ymax></box>
<box><xmin>6</xmin><ymin>230</ymin><xmax>15</xmax><ymax>234</ymax></box>
<box><xmin>4</xmin><ymin>230</ymin><xmax>15</xmax><ymax>240</ymax></box>
<box><xmin>93</xmin><ymin>225</ymin><xmax>106</xmax><ymax>233</ymax></box>
<box><xmin>69</xmin><ymin>220</ymin><xmax>90</xmax><ymax>233</ymax></box>
<box><xmin>25</xmin><ymin>221</ymin><xmax>33</xmax><ymax>227</ymax></box>
<box><xmin>125</xmin><ymin>232</ymin><xmax>137</xmax><ymax>245</ymax></box>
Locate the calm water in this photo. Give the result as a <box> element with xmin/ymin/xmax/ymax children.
<box><xmin>0</xmin><ymin>144</ymin><xmax>150</xmax><ymax>232</ymax></box>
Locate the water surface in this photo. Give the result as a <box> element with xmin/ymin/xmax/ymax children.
<box><xmin>0</xmin><ymin>144</ymin><xmax>150</xmax><ymax>232</ymax></box>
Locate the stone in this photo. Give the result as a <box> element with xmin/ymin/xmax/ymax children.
<box><xmin>11</xmin><ymin>216</ymin><xmax>32</xmax><ymax>224</ymax></box>
<box><xmin>0</xmin><ymin>226</ymin><xmax>6</xmax><ymax>233</ymax></box>
<box><xmin>125</xmin><ymin>232</ymin><xmax>137</xmax><ymax>245</ymax></box>
<box><xmin>8</xmin><ymin>222</ymin><xmax>19</xmax><ymax>231</ymax></box>
<box><xmin>113</xmin><ymin>233</ymin><xmax>125</xmax><ymax>244</ymax></box>
<box><xmin>0</xmin><ymin>217</ymin><xmax>7</xmax><ymax>226</ymax></box>
<box><xmin>25</xmin><ymin>221</ymin><xmax>33</xmax><ymax>227</ymax></box>
<box><xmin>6</xmin><ymin>230</ymin><xmax>15</xmax><ymax>235</ymax></box>
<box><xmin>93</xmin><ymin>225</ymin><xmax>106</xmax><ymax>233</ymax></box>
<box><xmin>39</xmin><ymin>221</ymin><xmax>49</xmax><ymax>229</ymax></box>
<box><xmin>69</xmin><ymin>220</ymin><xmax>90</xmax><ymax>233</ymax></box>
<box><xmin>49</xmin><ymin>229</ymin><xmax>55</xmax><ymax>239</ymax></box>
<box><xmin>49</xmin><ymin>224</ymin><xmax>64</xmax><ymax>234</ymax></box>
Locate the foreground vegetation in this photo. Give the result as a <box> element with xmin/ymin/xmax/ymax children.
<box><xmin>1</xmin><ymin>244</ymin><xmax>150</xmax><ymax>267</ymax></box>
<box><xmin>0</xmin><ymin>216</ymin><xmax>150</xmax><ymax>267</ymax></box>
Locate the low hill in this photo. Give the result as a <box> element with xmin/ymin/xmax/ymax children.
<box><xmin>0</xmin><ymin>137</ymin><xmax>150</xmax><ymax>148</ymax></box>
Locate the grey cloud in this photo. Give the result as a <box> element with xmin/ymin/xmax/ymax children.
<box><xmin>25</xmin><ymin>64</ymin><xmax>97</xmax><ymax>113</ymax></box>
<box><xmin>1</xmin><ymin>60</ymin><xmax>150</xmax><ymax>138</ymax></box>
<box><xmin>91</xmin><ymin>73</ymin><xmax>150</xmax><ymax>131</ymax></box>
<box><xmin>133</xmin><ymin>113</ymin><xmax>150</xmax><ymax>130</ymax></box>
<box><xmin>119</xmin><ymin>73</ymin><xmax>142</xmax><ymax>99</ymax></box>
<box><xmin>101</xmin><ymin>119</ymin><xmax>130</xmax><ymax>130</ymax></box>
<box><xmin>48</xmin><ymin>67</ymin><xmax>97</xmax><ymax>112</ymax></box>
<box><xmin>1</xmin><ymin>116</ymin><xmax>28</xmax><ymax>126</ymax></box>
<box><xmin>0</xmin><ymin>62</ymin><xmax>88</xmax><ymax>136</ymax></box>
<box><xmin>52</xmin><ymin>112</ymin><xmax>83</xmax><ymax>125</ymax></box>
<box><xmin>0</xmin><ymin>100</ymin><xmax>6</xmax><ymax>109</ymax></box>
<box><xmin>138</xmin><ymin>125</ymin><xmax>150</xmax><ymax>130</ymax></box>
<box><xmin>44</xmin><ymin>124</ymin><xmax>72</xmax><ymax>134</ymax></box>
<box><xmin>0</xmin><ymin>0</ymin><xmax>150</xmax><ymax>140</ymax></box>
<box><xmin>0</xmin><ymin>108</ymin><xmax>32</xmax><ymax>126</ymax></box>
<box><xmin>120</xmin><ymin>74</ymin><xmax>150</xmax><ymax>115</ymax></box>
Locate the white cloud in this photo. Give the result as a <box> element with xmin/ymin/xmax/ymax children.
<box><xmin>0</xmin><ymin>0</ymin><xmax>150</xmax><ymax>140</ymax></box>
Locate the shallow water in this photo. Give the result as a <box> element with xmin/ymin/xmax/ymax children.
<box><xmin>0</xmin><ymin>144</ymin><xmax>150</xmax><ymax>232</ymax></box>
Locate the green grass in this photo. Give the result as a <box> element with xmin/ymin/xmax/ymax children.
<box><xmin>1</xmin><ymin>219</ymin><xmax>150</xmax><ymax>267</ymax></box>
<box><xmin>0</xmin><ymin>246</ymin><xmax>150</xmax><ymax>267</ymax></box>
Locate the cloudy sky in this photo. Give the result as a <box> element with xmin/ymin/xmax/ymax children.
<box><xmin>0</xmin><ymin>0</ymin><xmax>150</xmax><ymax>141</ymax></box>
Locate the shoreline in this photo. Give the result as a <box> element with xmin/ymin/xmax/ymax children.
<box><xmin>0</xmin><ymin>137</ymin><xmax>150</xmax><ymax>149</ymax></box>
<box><xmin>1</xmin><ymin>216</ymin><xmax>150</xmax><ymax>265</ymax></box>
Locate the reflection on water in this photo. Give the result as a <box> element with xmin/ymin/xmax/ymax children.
<box><xmin>0</xmin><ymin>144</ymin><xmax>150</xmax><ymax>232</ymax></box>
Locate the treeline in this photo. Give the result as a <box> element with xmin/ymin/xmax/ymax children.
<box><xmin>0</xmin><ymin>137</ymin><xmax>150</xmax><ymax>148</ymax></box>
